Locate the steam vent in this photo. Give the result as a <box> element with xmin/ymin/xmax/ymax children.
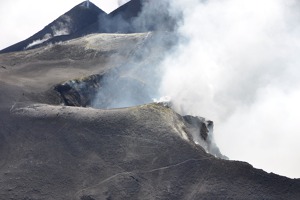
<box><xmin>0</xmin><ymin>1</ymin><xmax>299</xmax><ymax>199</ymax></box>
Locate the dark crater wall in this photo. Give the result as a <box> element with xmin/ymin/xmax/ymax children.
<box><xmin>54</xmin><ymin>74</ymin><xmax>103</xmax><ymax>107</ymax></box>
<box><xmin>54</xmin><ymin>72</ymin><xmax>152</xmax><ymax>109</ymax></box>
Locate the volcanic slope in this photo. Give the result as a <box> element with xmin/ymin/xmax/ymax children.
<box><xmin>0</xmin><ymin>32</ymin><xmax>300</xmax><ymax>200</ymax></box>
<box><xmin>0</xmin><ymin>2</ymin><xmax>300</xmax><ymax>200</ymax></box>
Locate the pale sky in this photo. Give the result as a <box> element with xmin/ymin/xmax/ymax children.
<box><xmin>0</xmin><ymin>0</ymin><xmax>129</xmax><ymax>50</ymax></box>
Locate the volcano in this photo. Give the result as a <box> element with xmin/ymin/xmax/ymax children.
<box><xmin>0</xmin><ymin>1</ymin><xmax>105</xmax><ymax>54</ymax></box>
<box><xmin>0</xmin><ymin>1</ymin><xmax>299</xmax><ymax>200</ymax></box>
<box><xmin>0</xmin><ymin>0</ymin><xmax>177</xmax><ymax>54</ymax></box>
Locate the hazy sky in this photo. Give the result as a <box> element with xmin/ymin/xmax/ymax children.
<box><xmin>0</xmin><ymin>0</ymin><xmax>129</xmax><ymax>50</ymax></box>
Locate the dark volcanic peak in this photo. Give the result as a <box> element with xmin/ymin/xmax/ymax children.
<box><xmin>109</xmin><ymin>0</ymin><xmax>143</xmax><ymax>20</ymax></box>
<box><xmin>0</xmin><ymin>1</ymin><xmax>105</xmax><ymax>54</ymax></box>
<box><xmin>0</xmin><ymin>0</ymin><xmax>179</xmax><ymax>54</ymax></box>
<box><xmin>103</xmin><ymin>0</ymin><xmax>179</xmax><ymax>33</ymax></box>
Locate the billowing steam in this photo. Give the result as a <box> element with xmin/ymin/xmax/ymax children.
<box><xmin>90</xmin><ymin>0</ymin><xmax>300</xmax><ymax>178</ymax></box>
<box><xmin>158</xmin><ymin>0</ymin><xmax>300</xmax><ymax>178</ymax></box>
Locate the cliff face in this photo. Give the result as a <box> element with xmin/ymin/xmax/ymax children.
<box><xmin>0</xmin><ymin>1</ymin><xmax>300</xmax><ymax>200</ymax></box>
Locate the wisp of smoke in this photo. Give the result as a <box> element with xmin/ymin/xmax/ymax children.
<box><xmin>159</xmin><ymin>0</ymin><xmax>300</xmax><ymax>178</ymax></box>
<box><xmin>25</xmin><ymin>33</ymin><xmax>52</xmax><ymax>49</ymax></box>
<box><xmin>51</xmin><ymin>15</ymin><xmax>72</xmax><ymax>37</ymax></box>
<box><xmin>25</xmin><ymin>15</ymin><xmax>72</xmax><ymax>49</ymax></box>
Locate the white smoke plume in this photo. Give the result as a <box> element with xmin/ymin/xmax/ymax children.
<box><xmin>89</xmin><ymin>0</ymin><xmax>300</xmax><ymax>178</ymax></box>
<box><xmin>51</xmin><ymin>15</ymin><xmax>72</xmax><ymax>37</ymax></box>
<box><xmin>159</xmin><ymin>0</ymin><xmax>300</xmax><ymax>178</ymax></box>
<box><xmin>25</xmin><ymin>15</ymin><xmax>72</xmax><ymax>49</ymax></box>
<box><xmin>25</xmin><ymin>33</ymin><xmax>52</xmax><ymax>49</ymax></box>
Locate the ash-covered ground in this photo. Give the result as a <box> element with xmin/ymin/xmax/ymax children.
<box><xmin>0</xmin><ymin>1</ymin><xmax>300</xmax><ymax>199</ymax></box>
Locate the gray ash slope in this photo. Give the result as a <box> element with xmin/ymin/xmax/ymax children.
<box><xmin>0</xmin><ymin>1</ymin><xmax>300</xmax><ymax>200</ymax></box>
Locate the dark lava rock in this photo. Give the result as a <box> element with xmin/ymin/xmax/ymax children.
<box><xmin>54</xmin><ymin>74</ymin><xmax>104</xmax><ymax>107</ymax></box>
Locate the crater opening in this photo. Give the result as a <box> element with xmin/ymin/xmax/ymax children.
<box><xmin>50</xmin><ymin>31</ymin><xmax>225</xmax><ymax>159</ymax></box>
<box><xmin>53</xmin><ymin>32</ymin><xmax>178</xmax><ymax>110</ymax></box>
<box><xmin>53</xmin><ymin>71</ymin><xmax>226</xmax><ymax>159</ymax></box>
<box><xmin>54</xmin><ymin>70</ymin><xmax>153</xmax><ymax>109</ymax></box>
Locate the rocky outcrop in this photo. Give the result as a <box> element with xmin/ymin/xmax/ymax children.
<box><xmin>54</xmin><ymin>74</ymin><xmax>103</xmax><ymax>107</ymax></box>
<box><xmin>183</xmin><ymin>115</ymin><xmax>227</xmax><ymax>159</ymax></box>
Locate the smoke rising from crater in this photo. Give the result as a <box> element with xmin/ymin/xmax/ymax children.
<box><xmin>89</xmin><ymin>0</ymin><xmax>300</xmax><ymax>178</ymax></box>
<box><xmin>92</xmin><ymin>0</ymin><xmax>180</xmax><ymax>109</ymax></box>
<box><xmin>158</xmin><ymin>0</ymin><xmax>300</xmax><ymax>178</ymax></box>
